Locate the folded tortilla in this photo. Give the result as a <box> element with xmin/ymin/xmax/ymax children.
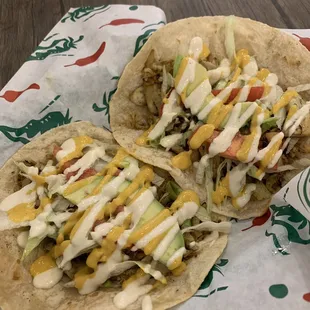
<box><xmin>0</xmin><ymin>121</ymin><xmax>227</xmax><ymax>310</ymax></box>
<box><xmin>110</xmin><ymin>16</ymin><xmax>310</xmax><ymax>219</ymax></box>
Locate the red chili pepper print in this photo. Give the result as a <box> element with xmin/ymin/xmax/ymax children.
<box><xmin>99</xmin><ymin>18</ymin><xmax>144</xmax><ymax>29</ymax></box>
<box><xmin>64</xmin><ymin>42</ymin><xmax>106</xmax><ymax>68</ymax></box>
<box><xmin>303</xmin><ymin>293</ymin><xmax>310</xmax><ymax>302</ymax></box>
<box><xmin>242</xmin><ymin>208</ymin><xmax>271</xmax><ymax>231</ymax></box>
<box><xmin>293</xmin><ymin>34</ymin><xmax>310</xmax><ymax>51</ymax></box>
<box><xmin>0</xmin><ymin>83</ymin><xmax>40</xmax><ymax>103</ymax></box>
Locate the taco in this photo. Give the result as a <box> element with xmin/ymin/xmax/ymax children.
<box><xmin>0</xmin><ymin>121</ymin><xmax>230</xmax><ymax>310</ymax></box>
<box><xmin>110</xmin><ymin>16</ymin><xmax>310</xmax><ymax>219</ymax></box>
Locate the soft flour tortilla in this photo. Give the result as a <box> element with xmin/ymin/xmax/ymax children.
<box><xmin>0</xmin><ymin>121</ymin><xmax>228</xmax><ymax>310</ymax></box>
<box><xmin>110</xmin><ymin>16</ymin><xmax>310</xmax><ymax>219</ymax></box>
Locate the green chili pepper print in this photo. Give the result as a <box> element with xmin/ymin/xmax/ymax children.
<box><xmin>92</xmin><ymin>88</ymin><xmax>117</xmax><ymax>123</ymax></box>
<box><xmin>141</xmin><ymin>21</ymin><xmax>166</xmax><ymax>30</ymax></box>
<box><xmin>43</xmin><ymin>33</ymin><xmax>60</xmax><ymax>42</ymax></box>
<box><xmin>0</xmin><ymin>109</ymin><xmax>72</xmax><ymax>144</ymax></box>
<box><xmin>195</xmin><ymin>259</ymin><xmax>229</xmax><ymax>298</ymax></box>
<box><xmin>27</xmin><ymin>36</ymin><xmax>84</xmax><ymax>61</ymax></box>
<box><xmin>61</xmin><ymin>5</ymin><xmax>110</xmax><ymax>23</ymax></box>
<box><xmin>266</xmin><ymin>204</ymin><xmax>310</xmax><ymax>255</ymax></box>
<box><xmin>133</xmin><ymin>29</ymin><xmax>157</xmax><ymax>56</ymax></box>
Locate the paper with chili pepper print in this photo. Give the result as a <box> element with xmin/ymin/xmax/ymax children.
<box><xmin>1</xmin><ymin>10</ymin><xmax>310</xmax><ymax>308</ymax></box>
<box><xmin>0</xmin><ymin>4</ymin><xmax>166</xmax><ymax>165</ymax></box>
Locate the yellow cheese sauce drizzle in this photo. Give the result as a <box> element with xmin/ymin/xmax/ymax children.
<box><xmin>236</xmin><ymin>106</ymin><xmax>263</xmax><ymax>162</ymax></box>
<box><xmin>189</xmin><ymin>124</ymin><xmax>215</xmax><ymax>150</ymax></box>
<box><xmin>136</xmin><ymin>125</ymin><xmax>155</xmax><ymax>146</ymax></box>
<box><xmin>171</xmin><ymin>151</ymin><xmax>192</xmax><ymax>170</ymax></box>
<box><xmin>30</xmin><ymin>254</ymin><xmax>56</xmax><ymax>277</ymax></box>
<box><xmin>8</xmin><ymin>196</ymin><xmax>51</xmax><ymax>223</ymax></box>
<box><xmin>272</xmin><ymin>90</ymin><xmax>298</xmax><ymax>114</ymax></box>
<box><xmin>58</xmin><ymin>136</ymin><xmax>93</xmax><ymax>167</ymax></box>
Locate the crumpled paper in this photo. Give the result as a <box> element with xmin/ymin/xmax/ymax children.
<box><xmin>0</xmin><ymin>4</ymin><xmax>166</xmax><ymax>165</ymax></box>
<box><xmin>1</xmin><ymin>8</ymin><xmax>310</xmax><ymax>309</ymax></box>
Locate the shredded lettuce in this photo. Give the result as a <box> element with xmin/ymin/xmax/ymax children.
<box><xmin>148</xmin><ymin>136</ymin><xmax>162</xmax><ymax>148</ymax></box>
<box><xmin>22</xmin><ymin>235</ymin><xmax>45</xmax><ymax>260</ymax></box>
<box><xmin>247</xmin><ymin>166</ymin><xmax>264</xmax><ymax>181</ymax></box>
<box><xmin>181</xmin><ymin>219</ymin><xmax>192</xmax><ymax>229</ymax></box>
<box><xmin>261</xmin><ymin>117</ymin><xmax>278</xmax><ymax>133</ymax></box>
<box><xmin>166</xmin><ymin>181</ymin><xmax>183</xmax><ymax>201</ymax></box>
<box><xmin>103</xmin><ymin>280</ymin><xmax>112</xmax><ymax>288</ymax></box>
<box><xmin>224</xmin><ymin>16</ymin><xmax>236</xmax><ymax>61</ymax></box>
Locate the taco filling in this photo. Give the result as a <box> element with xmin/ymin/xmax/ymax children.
<box><xmin>0</xmin><ymin>135</ymin><xmax>230</xmax><ymax>309</ymax></box>
<box><xmin>133</xmin><ymin>19</ymin><xmax>310</xmax><ymax>213</ymax></box>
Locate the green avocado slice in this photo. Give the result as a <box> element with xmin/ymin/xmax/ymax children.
<box><xmin>173</xmin><ymin>55</ymin><xmax>184</xmax><ymax>77</ymax></box>
<box><xmin>63</xmin><ymin>176</ymin><xmax>104</xmax><ymax>205</ymax></box>
<box><xmin>134</xmin><ymin>199</ymin><xmax>184</xmax><ymax>267</ymax></box>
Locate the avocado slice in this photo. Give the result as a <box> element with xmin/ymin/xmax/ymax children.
<box><xmin>219</xmin><ymin>102</ymin><xmax>253</xmax><ymax>130</ymax></box>
<box><xmin>186</xmin><ymin>62</ymin><xmax>209</xmax><ymax>96</ymax></box>
<box><xmin>134</xmin><ymin>199</ymin><xmax>185</xmax><ymax>267</ymax></box>
<box><xmin>199</xmin><ymin>93</ymin><xmax>215</xmax><ymax>113</ymax></box>
<box><xmin>174</xmin><ymin>56</ymin><xmax>209</xmax><ymax>98</ymax></box>
<box><xmin>214</xmin><ymin>79</ymin><xmax>228</xmax><ymax>90</ymax></box>
<box><xmin>64</xmin><ymin>176</ymin><xmax>104</xmax><ymax>205</ymax></box>
<box><xmin>135</xmin><ymin>199</ymin><xmax>163</xmax><ymax>229</ymax></box>
<box><xmin>173</xmin><ymin>55</ymin><xmax>184</xmax><ymax>77</ymax></box>
<box><xmin>160</xmin><ymin>233</ymin><xmax>184</xmax><ymax>265</ymax></box>
<box><xmin>63</xmin><ymin>177</ymin><xmax>131</xmax><ymax>206</ymax></box>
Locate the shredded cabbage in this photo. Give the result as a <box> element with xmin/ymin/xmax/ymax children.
<box><xmin>135</xmin><ymin>261</ymin><xmax>166</xmax><ymax>284</ymax></box>
<box><xmin>204</xmin><ymin>158</ymin><xmax>214</xmax><ymax>214</ymax></box>
<box><xmin>215</xmin><ymin>159</ymin><xmax>229</xmax><ymax>190</ymax></box>
<box><xmin>196</xmin><ymin>155</ymin><xmax>209</xmax><ymax>184</ymax></box>
<box><xmin>161</xmin><ymin>65</ymin><xmax>168</xmax><ymax>97</ymax></box>
<box><xmin>285</xmin><ymin>138</ymin><xmax>299</xmax><ymax>154</ymax></box>
<box><xmin>195</xmin><ymin>206</ymin><xmax>211</xmax><ymax>222</ymax></box>
<box><xmin>47</xmin><ymin>174</ymin><xmax>66</xmax><ymax>197</ymax></box>
<box><xmin>293</xmin><ymin>158</ymin><xmax>310</xmax><ymax>168</ymax></box>
<box><xmin>182</xmin><ymin>221</ymin><xmax>231</xmax><ymax>234</ymax></box>
<box><xmin>270</xmin><ymin>165</ymin><xmax>296</xmax><ymax>172</ymax></box>
<box><xmin>224</xmin><ymin>15</ymin><xmax>236</xmax><ymax>61</ymax></box>
<box><xmin>288</xmin><ymin>83</ymin><xmax>310</xmax><ymax>93</ymax></box>
<box><xmin>275</xmin><ymin>107</ymin><xmax>286</xmax><ymax>129</ymax></box>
